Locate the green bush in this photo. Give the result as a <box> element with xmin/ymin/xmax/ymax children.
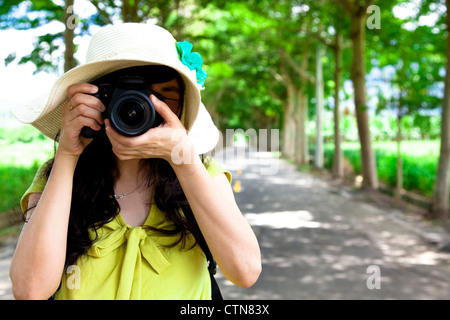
<box><xmin>375</xmin><ymin>150</ymin><xmax>397</xmax><ymax>187</ymax></box>
<box><xmin>343</xmin><ymin>148</ymin><xmax>362</xmax><ymax>174</ymax></box>
<box><xmin>402</xmin><ymin>154</ymin><xmax>437</xmax><ymax>196</ymax></box>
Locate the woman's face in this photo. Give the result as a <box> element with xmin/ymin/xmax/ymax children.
<box><xmin>149</xmin><ymin>78</ymin><xmax>181</xmax><ymax>117</ymax></box>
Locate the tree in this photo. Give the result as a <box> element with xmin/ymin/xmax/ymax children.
<box><xmin>90</xmin><ymin>0</ymin><xmax>186</xmax><ymax>36</ymax></box>
<box><xmin>273</xmin><ymin>3</ymin><xmax>316</xmax><ymax>165</ymax></box>
<box><xmin>315</xmin><ymin>42</ymin><xmax>325</xmax><ymax>169</ymax></box>
<box><xmin>1</xmin><ymin>0</ymin><xmax>191</xmax><ymax>74</ymax></box>
<box><xmin>208</xmin><ymin>0</ymin><xmax>317</xmax><ymax>164</ymax></box>
<box><xmin>312</xmin><ymin>2</ymin><xmax>350</xmax><ymax>178</ymax></box>
<box><xmin>432</xmin><ymin>0</ymin><xmax>450</xmax><ymax>222</ymax></box>
<box><xmin>190</xmin><ymin>1</ymin><xmax>284</xmax><ymax>132</ymax></box>
<box><xmin>331</xmin><ymin>0</ymin><xmax>379</xmax><ymax>190</ymax></box>
<box><xmin>1</xmin><ymin>0</ymin><xmax>67</xmax><ymax>74</ymax></box>
<box><xmin>375</xmin><ymin>18</ymin><xmax>443</xmax><ymax>203</ymax></box>
<box><xmin>64</xmin><ymin>0</ymin><xmax>76</xmax><ymax>72</ymax></box>
<box><xmin>331</xmin><ymin>31</ymin><xmax>345</xmax><ymax>178</ymax></box>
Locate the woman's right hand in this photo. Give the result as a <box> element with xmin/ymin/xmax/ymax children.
<box><xmin>58</xmin><ymin>83</ymin><xmax>106</xmax><ymax>157</ymax></box>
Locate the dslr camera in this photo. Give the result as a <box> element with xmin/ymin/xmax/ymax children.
<box><xmin>81</xmin><ymin>69</ymin><xmax>164</xmax><ymax>138</ymax></box>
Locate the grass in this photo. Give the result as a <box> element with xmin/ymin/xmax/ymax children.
<box><xmin>342</xmin><ymin>140</ymin><xmax>440</xmax><ymax>157</ymax></box>
<box><xmin>0</xmin><ymin>129</ymin><xmax>54</xmax><ymax>167</ymax></box>
<box><xmin>0</xmin><ymin>126</ymin><xmax>54</xmax><ymax>213</ymax></box>
<box><xmin>323</xmin><ymin>140</ymin><xmax>440</xmax><ymax>196</ymax></box>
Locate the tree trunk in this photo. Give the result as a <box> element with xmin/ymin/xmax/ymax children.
<box><xmin>279</xmin><ymin>48</ymin><xmax>311</xmax><ymax>165</ymax></box>
<box><xmin>121</xmin><ymin>0</ymin><xmax>140</xmax><ymax>22</ymax></box>
<box><xmin>64</xmin><ymin>0</ymin><xmax>76</xmax><ymax>72</ymax></box>
<box><xmin>121</xmin><ymin>0</ymin><xmax>129</xmax><ymax>22</ymax></box>
<box><xmin>296</xmin><ymin>88</ymin><xmax>308</xmax><ymax>165</ymax></box>
<box><xmin>350</xmin><ymin>13</ymin><xmax>378</xmax><ymax>190</ymax></box>
<box><xmin>395</xmin><ymin>113</ymin><xmax>403</xmax><ymax>202</ymax></box>
<box><xmin>332</xmin><ymin>31</ymin><xmax>344</xmax><ymax>178</ymax></box>
<box><xmin>431</xmin><ymin>0</ymin><xmax>450</xmax><ymax>222</ymax></box>
<box><xmin>282</xmin><ymin>83</ymin><xmax>296</xmax><ymax>159</ymax></box>
<box><xmin>315</xmin><ymin>43</ymin><xmax>324</xmax><ymax>169</ymax></box>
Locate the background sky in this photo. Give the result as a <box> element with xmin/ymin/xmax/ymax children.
<box><xmin>0</xmin><ymin>0</ymin><xmax>98</xmax><ymax>126</ymax></box>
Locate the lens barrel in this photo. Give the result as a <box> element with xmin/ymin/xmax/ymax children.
<box><xmin>109</xmin><ymin>91</ymin><xmax>155</xmax><ymax>136</ymax></box>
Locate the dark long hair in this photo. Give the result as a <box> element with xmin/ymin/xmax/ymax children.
<box><xmin>36</xmin><ymin>66</ymin><xmax>204</xmax><ymax>266</ymax></box>
<box><xmin>40</xmin><ymin>134</ymin><xmax>204</xmax><ymax>267</ymax></box>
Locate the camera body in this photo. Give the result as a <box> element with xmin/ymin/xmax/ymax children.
<box><xmin>81</xmin><ymin>72</ymin><xmax>164</xmax><ymax>138</ymax></box>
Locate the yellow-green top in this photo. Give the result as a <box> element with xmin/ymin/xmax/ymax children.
<box><xmin>20</xmin><ymin>157</ymin><xmax>231</xmax><ymax>300</ymax></box>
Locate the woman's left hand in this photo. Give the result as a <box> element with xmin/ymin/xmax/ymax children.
<box><xmin>105</xmin><ymin>94</ymin><xmax>196</xmax><ymax>164</ymax></box>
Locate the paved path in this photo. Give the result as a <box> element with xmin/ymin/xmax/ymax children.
<box><xmin>0</xmin><ymin>238</ymin><xmax>15</xmax><ymax>300</ymax></box>
<box><xmin>214</xmin><ymin>148</ymin><xmax>450</xmax><ymax>299</ymax></box>
<box><xmin>1</xmin><ymin>148</ymin><xmax>450</xmax><ymax>299</ymax></box>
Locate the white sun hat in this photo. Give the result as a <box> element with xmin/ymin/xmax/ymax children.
<box><xmin>13</xmin><ymin>22</ymin><xmax>219</xmax><ymax>154</ymax></box>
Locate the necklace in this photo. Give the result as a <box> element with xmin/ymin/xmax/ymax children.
<box><xmin>113</xmin><ymin>186</ymin><xmax>140</xmax><ymax>199</ymax></box>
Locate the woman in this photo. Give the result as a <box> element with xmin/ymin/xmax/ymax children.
<box><xmin>9</xmin><ymin>23</ymin><xmax>261</xmax><ymax>300</ymax></box>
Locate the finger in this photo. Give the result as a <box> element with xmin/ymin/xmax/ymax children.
<box><xmin>71</xmin><ymin>115</ymin><xmax>102</xmax><ymax>133</ymax></box>
<box><xmin>104</xmin><ymin>119</ymin><xmax>129</xmax><ymax>145</ymax></box>
<box><xmin>70</xmin><ymin>104</ymin><xmax>104</xmax><ymax>127</ymax></box>
<box><xmin>67</xmin><ymin>83</ymin><xmax>98</xmax><ymax>99</ymax></box>
<box><xmin>150</xmin><ymin>94</ymin><xmax>180</xmax><ymax>125</ymax></box>
<box><xmin>104</xmin><ymin>119</ymin><xmax>118</xmax><ymax>138</ymax></box>
<box><xmin>104</xmin><ymin>120</ymin><xmax>136</xmax><ymax>159</ymax></box>
<box><xmin>70</xmin><ymin>92</ymin><xmax>106</xmax><ymax>113</ymax></box>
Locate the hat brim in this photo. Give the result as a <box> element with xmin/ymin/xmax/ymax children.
<box><xmin>13</xmin><ymin>22</ymin><xmax>221</xmax><ymax>154</ymax></box>
<box><xmin>188</xmin><ymin>102</ymin><xmax>219</xmax><ymax>155</ymax></box>
<box><xmin>14</xmin><ymin>58</ymin><xmax>201</xmax><ymax>140</ymax></box>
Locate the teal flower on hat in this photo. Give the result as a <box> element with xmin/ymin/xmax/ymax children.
<box><xmin>176</xmin><ymin>41</ymin><xmax>208</xmax><ymax>87</ymax></box>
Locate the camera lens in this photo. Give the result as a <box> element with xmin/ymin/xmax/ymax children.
<box><xmin>119</xmin><ymin>101</ymin><xmax>144</xmax><ymax>127</ymax></box>
<box><xmin>109</xmin><ymin>92</ymin><xmax>155</xmax><ymax>136</ymax></box>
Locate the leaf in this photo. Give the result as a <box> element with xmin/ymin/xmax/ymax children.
<box><xmin>4</xmin><ymin>52</ymin><xmax>16</xmax><ymax>67</ymax></box>
<box><xmin>357</xmin><ymin>105</ymin><xmax>369</xmax><ymax>113</ymax></box>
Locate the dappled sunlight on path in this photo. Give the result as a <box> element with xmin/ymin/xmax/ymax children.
<box><xmin>244</xmin><ymin>211</ymin><xmax>323</xmax><ymax>229</ymax></box>
<box><xmin>215</xmin><ymin>148</ymin><xmax>450</xmax><ymax>300</ymax></box>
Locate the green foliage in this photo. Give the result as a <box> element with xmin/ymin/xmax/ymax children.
<box><xmin>0</xmin><ymin>0</ymin><xmax>63</xmax><ymax>30</ymax></box>
<box><xmin>371</xmin><ymin>0</ymin><xmax>444</xmax><ymax>122</ymax></box>
<box><xmin>312</xmin><ymin>110</ymin><xmax>441</xmax><ymax>144</ymax></box>
<box><xmin>0</xmin><ymin>0</ymin><xmax>67</xmax><ymax>73</ymax></box>
<box><xmin>192</xmin><ymin>1</ymin><xmax>285</xmax><ymax>130</ymax></box>
<box><xmin>2</xmin><ymin>0</ymin><xmax>446</xmax><ymax>134</ymax></box>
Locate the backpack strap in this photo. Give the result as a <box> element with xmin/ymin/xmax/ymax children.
<box><xmin>199</xmin><ymin>239</ymin><xmax>223</xmax><ymax>300</ymax></box>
